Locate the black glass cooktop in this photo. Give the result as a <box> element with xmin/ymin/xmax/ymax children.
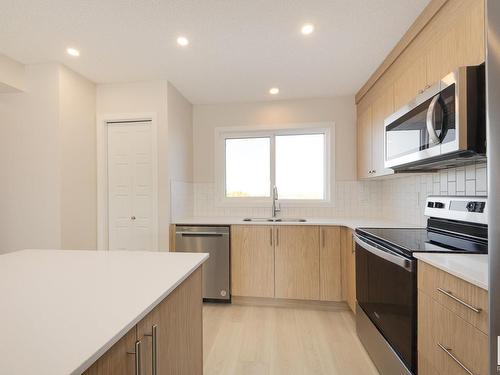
<box><xmin>355</xmin><ymin>227</ymin><xmax>488</xmax><ymax>257</ymax></box>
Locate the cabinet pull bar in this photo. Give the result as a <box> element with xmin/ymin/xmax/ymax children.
<box><xmin>436</xmin><ymin>288</ymin><xmax>482</xmax><ymax>313</ymax></box>
<box><xmin>437</xmin><ymin>343</ymin><xmax>474</xmax><ymax>375</ymax></box>
<box><xmin>127</xmin><ymin>340</ymin><xmax>142</xmax><ymax>375</ymax></box>
<box><xmin>144</xmin><ymin>325</ymin><xmax>158</xmax><ymax>375</ymax></box>
<box><xmin>270</xmin><ymin>228</ymin><xmax>273</xmax><ymax>246</ymax></box>
<box><xmin>322</xmin><ymin>229</ymin><xmax>325</xmax><ymax>248</ymax></box>
<box><xmin>276</xmin><ymin>228</ymin><xmax>279</xmax><ymax>247</ymax></box>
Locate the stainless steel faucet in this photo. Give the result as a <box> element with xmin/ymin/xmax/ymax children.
<box><xmin>272</xmin><ymin>185</ymin><xmax>281</xmax><ymax>218</ymax></box>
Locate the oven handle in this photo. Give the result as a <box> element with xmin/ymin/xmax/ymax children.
<box><xmin>354</xmin><ymin>235</ymin><xmax>414</xmax><ymax>271</ymax></box>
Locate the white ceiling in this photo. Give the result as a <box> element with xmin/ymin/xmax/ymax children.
<box><xmin>0</xmin><ymin>0</ymin><xmax>430</xmax><ymax>104</ymax></box>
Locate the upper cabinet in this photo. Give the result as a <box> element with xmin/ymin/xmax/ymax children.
<box><xmin>356</xmin><ymin>0</ymin><xmax>485</xmax><ymax>180</ymax></box>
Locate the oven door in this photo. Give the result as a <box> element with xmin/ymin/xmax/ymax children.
<box><xmin>354</xmin><ymin>235</ymin><xmax>417</xmax><ymax>373</ymax></box>
<box><xmin>384</xmin><ymin>73</ymin><xmax>458</xmax><ymax>169</ymax></box>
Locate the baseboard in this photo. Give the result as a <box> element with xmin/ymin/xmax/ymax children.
<box><xmin>231</xmin><ymin>296</ymin><xmax>350</xmax><ymax>311</ymax></box>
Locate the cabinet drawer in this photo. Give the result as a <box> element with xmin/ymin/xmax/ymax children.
<box><xmin>418</xmin><ymin>261</ymin><xmax>488</xmax><ymax>333</ymax></box>
<box><xmin>418</xmin><ymin>351</ymin><xmax>440</xmax><ymax>375</ymax></box>
<box><xmin>418</xmin><ymin>291</ymin><xmax>488</xmax><ymax>375</ymax></box>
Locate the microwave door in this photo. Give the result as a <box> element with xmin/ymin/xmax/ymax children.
<box><xmin>384</xmin><ymin>94</ymin><xmax>442</xmax><ymax>169</ymax></box>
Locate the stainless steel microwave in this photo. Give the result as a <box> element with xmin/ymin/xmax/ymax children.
<box><xmin>384</xmin><ymin>64</ymin><xmax>485</xmax><ymax>171</ymax></box>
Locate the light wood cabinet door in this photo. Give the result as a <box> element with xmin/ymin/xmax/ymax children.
<box><xmin>319</xmin><ymin>226</ymin><xmax>342</xmax><ymax>301</ymax></box>
<box><xmin>231</xmin><ymin>225</ymin><xmax>275</xmax><ymax>298</ymax></box>
<box><xmin>137</xmin><ymin>305</ymin><xmax>160</xmax><ymax>375</ymax></box>
<box><xmin>393</xmin><ymin>56</ymin><xmax>427</xmax><ymax>110</ymax></box>
<box><xmin>155</xmin><ymin>268</ymin><xmax>203</xmax><ymax>375</ymax></box>
<box><xmin>275</xmin><ymin>226</ymin><xmax>320</xmax><ymax>300</ymax></box>
<box><xmin>341</xmin><ymin>228</ymin><xmax>356</xmax><ymax>313</ymax></box>
<box><xmin>357</xmin><ymin>106</ymin><xmax>373</xmax><ymax>179</ymax></box>
<box><xmin>371</xmin><ymin>86</ymin><xmax>394</xmax><ymax>177</ymax></box>
<box><xmin>82</xmin><ymin>328</ymin><xmax>137</xmax><ymax>375</ymax></box>
<box><xmin>418</xmin><ymin>290</ymin><xmax>487</xmax><ymax>375</ymax></box>
<box><xmin>426</xmin><ymin>0</ymin><xmax>485</xmax><ymax>86</ymax></box>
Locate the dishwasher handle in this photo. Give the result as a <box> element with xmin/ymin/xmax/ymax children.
<box><xmin>177</xmin><ymin>231</ymin><xmax>227</xmax><ymax>237</ymax></box>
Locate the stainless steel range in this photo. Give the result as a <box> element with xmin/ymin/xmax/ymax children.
<box><xmin>354</xmin><ymin>196</ymin><xmax>488</xmax><ymax>375</ymax></box>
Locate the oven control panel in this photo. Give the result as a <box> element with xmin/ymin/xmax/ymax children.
<box><xmin>425</xmin><ymin>196</ymin><xmax>488</xmax><ymax>224</ymax></box>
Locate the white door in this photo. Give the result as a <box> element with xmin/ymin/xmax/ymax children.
<box><xmin>107</xmin><ymin>121</ymin><xmax>155</xmax><ymax>250</ymax></box>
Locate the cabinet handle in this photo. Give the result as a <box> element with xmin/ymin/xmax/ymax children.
<box><xmin>436</xmin><ymin>288</ymin><xmax>482</xmax><ymax>313</ymax></box>
<box><xmin>276</xmin><ymin>228</ymin><xmax>279</xmax><ymax>247</ymax></box>
<box><xmin>144</xmin><ymin>325</ymin><xmax>158</xmax><ymax>375</ymax></box>
<box><xmin>127</xmin><ymin>340</ymin><xmax>142</xmax><ymax>375</ymax></box>
<box><xmin>270</xmin><ymin>228</ymin><xmax>273</xmax><ymax>246</ymax></box>
<box><xmin>322</xmin><ymin>229</ymin><xmax>325</xmax><ymax>248</ymax></box>
<box><xmin>437</xmin><ymin>343</ymin><xmax>474</xmax><ymax>375</ymax></box>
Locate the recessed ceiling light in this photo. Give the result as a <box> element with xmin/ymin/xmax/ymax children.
<box><xmin>301</xmin><ymin>23</ymin><xmax>315</xmax><ymax>35</ymax></box>
<box><xmin>66</xmin><ymin>47</ymin><xmax>80</xmax><ymax>57</ymax></box>
<box><xmin>177</xmin><ymin>36</ymin><xmax>189</xmax><ymax>47</ymax></box>
<box><xmin>269</xmin><ymin>87</ymin><xmax>280</xmax><ymax>95</ymax></box>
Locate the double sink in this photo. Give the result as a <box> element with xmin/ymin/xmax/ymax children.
<box><xmin>243</xmin><ymin>217</ymin><xmax>307</xmax><ymax>223</ymax></box>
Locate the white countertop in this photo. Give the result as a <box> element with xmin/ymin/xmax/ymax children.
<box><xmin>173</xmin><ymin>216</ymin><xmax>418</xmax><ymax>230</ymax></box>
<box><xmin>0</xmin><ymin>249</ymin><xmax>208</xmax><ymax>375</ymax></box>
<box><xmin>414</xmin><ymin>253</ymin><xmax>488</xmax><ymax>290</ymax></box>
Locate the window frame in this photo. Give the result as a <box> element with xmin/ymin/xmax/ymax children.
<box><xmin>214</xmin><ymin>122</ymin><xmax>334</xmax><ymax>207</ymax></box>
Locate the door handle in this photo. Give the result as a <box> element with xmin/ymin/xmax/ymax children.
<box><xmin>426</xmin><ymin>94</ymin><xmax>444</xmax><ymax>145</ymax></box>
<box><xmin>144</xmin><ymin>325</ymin><xmax>158</xmax><ymax>375</ymax></box>
<box><xmin>127</xmin><ymin>340</ymin><xmax>142</xmax><ymax>375</ymax></box>
<box><xmin>437</xmin><ymin>343</ymin><xmax>474</xmax><ymax>375</ymax></box>
<box><xmin>436</xmin><ymin>288</ymin><xmax>482</xmax><ymax>313</ymax></box>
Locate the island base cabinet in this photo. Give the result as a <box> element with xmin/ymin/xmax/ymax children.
<box><xmin>83</xmin><ymin>267</ymin><xmax>203</xmax><ymax>375</ymax></box>
<box><xmin>83</xmin><ymin>328</ymin><xmax>137</xmax><ymax>375</ymax></box>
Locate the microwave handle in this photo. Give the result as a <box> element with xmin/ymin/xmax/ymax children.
<box><xmin>426</xmin><ymin>94</ymin><xmax>443</xmax><ymax>145</ymax></box>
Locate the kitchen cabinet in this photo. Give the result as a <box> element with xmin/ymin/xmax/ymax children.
<box><xmin>371</xmin><ymin>87</ymin><xmax>395</xmax><ymax>177</ymax></box>
<box><xmin>83</xmin><ymin>268</ymin><xmax>203</xmax><ymax>375</ymax></box>
<box><xmin>418</xmin><ymin>261</ymin><xmax>488</xmax><ymax>375</ymax></box>
<box><xmin>358</xmin><ymin>87</ymin><xmax>395</xmax><ymax>179</ymax></box>
<box><xmin>393</xmin><ymin>56</ymin><xmax>427</xmax><ymax>110</ymax></box>
<box><xmin>232</xmin><ymin>225</ymin><xmax>342</xmax><ymax>302</ymax></box>
<box><xmin>319</xmin><ymin>226</ymin><xmax>342</xmax><ymax>301</ymax></box>
<box><xmin>357</xmin><ymin>106</ymin><xmax>373</xmax><ymax>179</ymax></box>
<box><xmin>275</xmin><ymin>225</ymin><xmax>320</xmax><ymax>300</ymax></box>
<box><xmin>355</xmin><ymin>0</ymin><xmax>485</xmax><ymax>180</ymax></box>
<box><xmin>341</xmin><ymin>227</ymin><xmax>356</xmax><ymax>313</ymax></box>
<box><xmin>231</xmin><ymin>225</ymin><xmax>275</xmax><ymax>298</ymax></box>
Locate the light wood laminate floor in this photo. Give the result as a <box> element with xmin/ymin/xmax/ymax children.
<box><xmin>203</xmin><ymin>303</ymin><xmax>379</xmax><ymax>375</ymax></box>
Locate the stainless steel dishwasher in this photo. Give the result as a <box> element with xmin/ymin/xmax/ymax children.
<box><xmin>175</xmin><ymin>226</ymin><xmax>230</xmax><ymax>302</ymax></box>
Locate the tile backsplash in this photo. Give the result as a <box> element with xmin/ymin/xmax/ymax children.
<box><xmin>171</xmin><ymin>162</ymin><xmax>487</xmax><ymax>227</ymax></box>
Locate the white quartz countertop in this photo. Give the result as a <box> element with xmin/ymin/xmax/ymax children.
<box><xmin>0</xmin><ymin>249</ymin><xmax>208</xmax><ymax>375</ymax></box>
<box><xmin>173</xmin><ymin>216</ymin><xmax>418</xmax><ymax>230</ymax></box>
<box><xmin>414</xmin><ymin>253</ymin><xmax>488</xmax><ymax>290</ymax></box>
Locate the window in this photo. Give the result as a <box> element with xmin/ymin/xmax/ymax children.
<box><xmin>219</xmin><ymin>125</ymin><xmax>331</xmax><ymax>202</ymax></box>
<box><xmin>225</xmin><ymin>137</ymin><xmax>270</xmax><ymax>197</ymax></box>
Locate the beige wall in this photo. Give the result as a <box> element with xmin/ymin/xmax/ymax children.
<box><xmin>193</xmin><ymin>96</ymin><xmax>356</xmax><ymax>183</ymax></box>
<box><xmin>0</xmin><ymin>63</ymin><xmax>97</xmax><ymax>254</ymax></box>
<box><xmin>59</xmin><ymin>65</ymin><xmax>97</xmax><ymax>249</ymax></box>
<box><xmin>0</xmin><ymin>64</ymin><xmax>61</xmax><ymax>253</ymax></box>
<box><xmin>167</xmin><ymin>82</ymin><xmax>193</xmax><ymax>183</ymax></box>
<box><xmin>96</xmin><ymin>80</ymin><xmax>173</xmax><ymax>250</ymax></box>
<box><xmin>0</xmin><ymin>53</ymin><xmax>25</xmax><ymax>92</ymax></box>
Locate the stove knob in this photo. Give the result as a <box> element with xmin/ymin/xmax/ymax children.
<box><xmin>434</xmin><ymin>202</ymin><xmax>445</xmax><ymax>209</ymax></box>
<box><xmin>466</xmin><ymin>202</ymin><xmax>476</xmax><ymax>212</ymax></box>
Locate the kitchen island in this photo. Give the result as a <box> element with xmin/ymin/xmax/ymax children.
<box><xmin>0</xmin><ymin>249</ymin><xmax>208</xmax><ymax>375</ymax></box>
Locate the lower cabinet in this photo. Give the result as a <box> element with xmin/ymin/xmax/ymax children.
<box><xmin>83</xmin><ymin>267</ymin><xmax>203</xmax><ymax>375</ymax></box>
<box><xmin>231</xmin><ymin>225</ymin><xmax>350</xmax><ymax>304</ymax></box>
<box><xmin>319</xmin><ymin>226</ymin><xmax>342</xmax><ymax>301</ymax></box>
<box><xmin>275</xmin><ymin>225</ymin><xmax>320</xmax><ymax>300</ymax></box>
<box><xmin>341</xmin><ymin>227</ymin><xmax>356</xmax><ymax>313</ymax></box>
<box><xmin>417</xmin><ymin>261</ymin><xmax>488</xmax><ymax>375</ymax></box>
<box><xmin>231</xmin><ymin>225</ymin><xmax>275</xmax><ymax>298</ymax></box>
